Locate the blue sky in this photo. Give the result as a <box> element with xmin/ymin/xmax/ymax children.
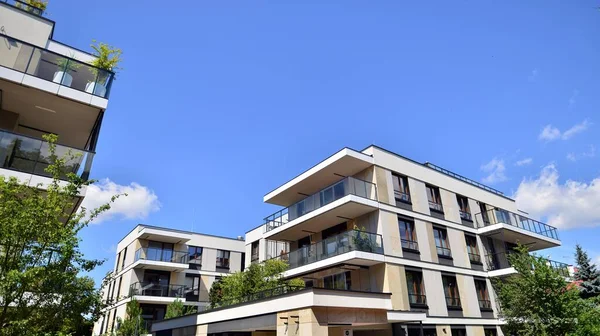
<box><xmin>46</xmin><ymin>1</ymin><xmax>600</xmax><ymax>285</ymax></box>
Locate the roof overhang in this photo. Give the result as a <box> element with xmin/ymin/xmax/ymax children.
<box><xmin>478</xmin><ymin>223</ymin><xmax>561</xmax><ymax>251</ymax></box>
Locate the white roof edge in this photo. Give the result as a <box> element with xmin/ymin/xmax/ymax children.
<box><xmin>263</xmin><ymin>148</ymin><xmax>374</xmax><ymax>203</ymax></box>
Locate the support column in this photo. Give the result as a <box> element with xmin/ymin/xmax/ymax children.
<box><xmin>195</xmin><ymin>324</ymin><xmax>207</xmax><ymax>336</ymax></box>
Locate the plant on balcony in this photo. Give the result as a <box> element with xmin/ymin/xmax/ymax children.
<box><xmin>53</xmin><ymin>54</ymin><xmax>81</xmax><ymax>87</ymax></box>
<box><xmin>16</xmin><ymin>0</ymin><xmax>47</xmax><ymax>13</ymax></box>
<box><xmin>164</xmin><ymin>299</ymin><xmax>196</xmax><ymax>319</ymax></box>
<box><xmin>0</xmin><ymin>134</ymin><xmax>125</xmax><ymax>335</ymax></box>
<box><xmin>87</xmin><ymin>41</ymin><xmax>122</xmax><ymax>96</ymax></box>
<box><xmin>352</xmin><ymin>225</ymin><xmax>374</xmax><ymax>252</ymax></box>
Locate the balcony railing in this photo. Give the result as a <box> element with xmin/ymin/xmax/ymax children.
<box><xmin>429</xmin><ymin>201</ymin><xmax>443</xmax><ymax>213</ymax></box>
<box><xmin>134</xmin><ymin>247</ymin><xmax>189</xmax><ymax>264</ymax></box>
<box><xmin>468</xmin><ymin>252</ymin><xmax>482</xmax><ymax>264</ymax></box>
<box><xmin>475</xmin><ymin>208</ymin><xmax>559</xmax><ymax>240</ymax></box>
<box><xmin>401</xmin><ymin>239</ymin><xmax>419</xmax><ymax>251</ymax></box>
<box><xmin>0</xmin><ymin>129</ymin><xmax>94</xmax><ymax>180</ymax></box>
<box><xmin>129</xmin><ymin>282</ymin><xmax>186</xmax><ymax>298</ymax></box>
<box><xmin>264</xmin><ymin>176</ymin><xmax>377</xmax><ymax>232</ymax></box>
<box><xmin>459</xmin><ymin>210</ymin><xmax>472</xmax><ymax>221</ymax></box>
<box><xmin>212</xmin><ymin>284</ymin><xmax>306</xmax><ymax>309</ymax></box>
<box><xmin>445</xmin><ymin>296</ymin><xmax>462</xmax><ymax>309</ymax></box>
<box><xmin>478</xmin><ymin>299</ymin><xmax>492</xmax><ymax>310</ymax></box>
<box><xmin>408</xmin><ymin>293</ymin><xmax>427</xmax><ymax>307</ymax></box>
<box><xmin>267</xmin><ymin>229</ymin><xmax>383</xmax><ymax>270</ymax></box>
<box><xmin>394</xmin><ymin>191</ymin><xmax>411</xmax><ymax>203</ymax></box>
<box><xmin>3</xmin><ymin>0</ymin><xmax>45</xmax><ymax>15</ymax></box>
<box><xmin>0</xmin><ymin>33</ymin><xmax>114</xmax><ymax>98</ymax></box>
<box><xmin>436</xmin><ymin>246</ymin><xmax>452</xmax><ymax>258</ymax></box>
<box><xmin>486</xmin><ymin>252</ymin><xmax>570</xmax><ymax>277</ymax></box>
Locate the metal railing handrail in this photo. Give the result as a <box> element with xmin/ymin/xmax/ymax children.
<box><xmin>401</xmin><ymin>238</ymin><xmax>419</xmax><ymax>251</ymax></box>
<box><xmin>407</xmin><ymin>293</ymin><xmax>427</xmax><ymax>305</ymax></box>
<box><xmin>468</xmin><ymin>252</ymin><xmax>482</xmax><ymax>263</ymax></box>
<box><xmin>474</xmin><ymin>208</ymin><xmax>559</xmax><ymax>240</ymax></box>
<box><xmin>424</xmin><ymin>162</ymin><xmax>504</xmax><ymax>196</ymax></box>
<box><xmin>485</xmin><ymin>251</ymin><xmax>570</xmax><ymax>276</ymax></box>
<box><xmin>445</xmin><ymin>296</ymin><xmax>462</xmax><ymax>308</ymax></box>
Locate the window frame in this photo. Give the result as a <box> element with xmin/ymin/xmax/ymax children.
<box><xmin>398</xmin><ymin>217</ymin><xmax>419</xmax><ymax>251</ymax></box>
<box><xmin>465</xmin><ymin>235</ymin><xmax>482</xmax><ymax>264</ymax></box>
<box><xmin>456</xmin><ymin>195</ymin><xmax>472</xmax><ymax>221</ymax></box>
<box><xmin>442</xmin><ymin>274</ymin><xmax>462</xmax><ymax>309</ymax></box>
<box><xmin>251</xmin><ymin>241</ymin><xmax>259</xmax><ymax>263</ymax></box>
<box><xmin>216</xmin><ymin>249</ymin><xmax>230</xmax><ymax>269</ymax></box>
<box><xmin>392</xmin><ymin>173</ymin><xmax>411</xmax><ymax>204</ymax></box>
<box><xmin>433</xmin><ymin>226</ymin><xmax>452</xmax><ymax>258</ymax></box>
<box><xmin>475</xmin><ymin>279</ymin><xmax>492</xmax><ymax>311</ymax></box>
<box><xmin>405</xmin><ymin>269</ymin><xmax>427</xmax><ymax>307</ymax></box>
<box><xmin>426</xmin><ymin>185</ymin><xmax>444</xmax><ymax>213</ymax></box>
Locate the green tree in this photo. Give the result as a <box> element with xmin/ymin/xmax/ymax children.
<box><xmin>493</xmin><ymin>245</ymin><xmax>581</xmax><ymax>336</ymax></box>
<box><xmin>0</xmin><ymin>135</ymin><xmax>122</xmax><ymax>335</ymax></box>
<box><xmin>164</xmin><ymin>299</ymin><xmax>196</xmax><ymax>319</ymax></box>
<box><xmin>574</xmin><ymin>244</ymin><xmax>600</xmax><ymax>299</ymax></box>
<box><xmin>209</xmin><ymin>259</ymin><xmax>304</xmax><ymax>308</ymax></box>
<box><xmin>115</xmin><ymin>298</ymin><xmax>146</xmax><ymax>336</ymax></box>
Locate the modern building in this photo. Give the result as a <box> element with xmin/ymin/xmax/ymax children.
<box><xmin>0</xmin><ymin>0</ymin><xmax>114</xmax><ymax>212</ymax></box>
<box><xmin>151</xmin><ymin>145</ymin><xmax>569</xmax><ymax>336</ymax></box>
<box><xmin>93</xmin><ymin>225</ymin><xmax>246</xmax><ymax>335</ymax></box>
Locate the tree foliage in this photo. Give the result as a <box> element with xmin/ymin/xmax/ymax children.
<box><xmin>208</xmin><ymin>259</ymin><xmax>304</xmax><ymax>308</ymax></box>
<box><xmin>114</xmin><ymin>298</ymin><xmax>146</xmax><ymax>336</ymax></box>
<box><xmin>574</xmin><ymin>244</ymin><xmax>600</xmax><ymax>299</ymax></box>
<box><xmin>0</xmin><ymin>135</ymin><xmax>122</xmax><ymax>335</ymax></box>
<box><xmin>164</xmin><ymin>299</ymin><xmax>196</xmax><ymax>319</ymax></box>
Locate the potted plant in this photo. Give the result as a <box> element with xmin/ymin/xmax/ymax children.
<box><xmin>52</xmin><ymin>54</ymin><xmax>80</xmax><ymax>86</ymax></box>
<box><xmin>87</xmin><ymin>41</ymin><xmax>122</xmax><ymax>96</ymax></box>
<box><xmin>16</xmin><ymin>0</ymin><xmax>47</xmax><ymax>15</ymax></box>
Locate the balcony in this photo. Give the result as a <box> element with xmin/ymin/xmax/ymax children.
<box><xmin>268</xmin><ymin>230</ymin><xmax>383</xmax><ymax>272</ymax></box>
<box><xmin>475</xmin><ymin>208</ymin><xmax>560</xmax><ymax>250</ymax></box>
<box><xmin>0</xmin><ymin>33</ymin><xmax>114</xmax><ymax>99</ymax></box>
<box><xmin>263</xmin><ymin>176</ymin><xmax>378</xmax><ymax>241</ymax></box>
<box><xmin>4</xmin><ymin>0</ymin><xmax>45</xmax><ymax>16</ymax></box>
<box><xmin>129</xmin><ymin>282</ymin><xmax>186</xmax><ymax>304</ymax></box>
<box><xmin>0</xmin><ymin>129</ymin><xmax>94</xmax><ymax>181</ymax></box>
<box><xmin>486</xmin><ymin>252</ymin><xmax>570</xmax><ymax>278</ymax></box>
<box><xmin>133</xmin><ymin>247</ymin><xmax>189</xmax><ymax>272</ymax></box>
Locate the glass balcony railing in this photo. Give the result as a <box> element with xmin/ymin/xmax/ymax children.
<box><xmin>475</xmin><ymin>208</ymin><xmax>559</xmax><ymax>240</ymax></box>
<box><xmin>0</xmin><ymin>129</ymin><xmax>94</xmax><ymax>180</ymax></box>
<box><xmin>486</xmin><ymin>252</ymin><xmax>570</xmax><ymax>277</ymax></box>
<box><xmin>268</xmin><ymin>229</ymin><xmax>383</xmax><ymax>269</ymax></box>
<box><xmin>0</xmin><ymin>33</ymin><xmax>114</xmax><ymax>98</ymax></box>
<box><xmin>129</xmin><ymin>282</ymin><xmax>186</xmax><ymax>298</ymax></box>
<box><xmin>3</xmin><ymin>0</ymin><xmax>45</xmax><ymax>15</ymax></box>
<box><xmin>264</xmin><ymin>176</ymin><xmax>377</xmax><ymax>232</ymax></box>
<box><xmin>134</xmin><ymin>247</ymin><xmax>189</xmax><ymax>264</ymax></box>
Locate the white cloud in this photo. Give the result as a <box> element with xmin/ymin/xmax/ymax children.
<box><xmin>514</xmin><ymin>164</ymin><xmax>600</xmax><ymax>229</ymax></box>
<box><xmin>481</xmin><ymin>158</ymin><xmax>507</xmax><ymax>184</ymax></box>
<box><xmin>515</xmin><ymin>158</ymin><xmax>533</xmax><ymax>166</ymax></box>
<box><xmin>566</xmin><ymin>145</ymin><xmax>596</xmax><ymax>162</ymax></box>
<box><xmin>528</xmin><ymin>68</ymin><xmax>539</xmax><ymax>82</ymax></box>
<box><xmin>80</xmin><ymin>178</ymin><xmax>161</xmax><ymax>224</ymax></box>
<box><xmin>538</xmin><ymin>119</ymin><xmax>591</xmax><ymax>141</ymax></box>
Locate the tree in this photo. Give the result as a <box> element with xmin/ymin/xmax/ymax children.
<box><xmin>209</xmin><ymin>259</ymin><xmax>304</xmax><ymax>308</ymax></box>
<box><xmin>492</xmin><ymin>245</ymin><xmax>581</xmax><ymax>336</ymax></box>
<box><xmin>115</xmin><ymin>298</ymin><xmax>147</xmax><ymax>336</ymax></box>
<box><xmin>0</xmin><ymin>135</ymin><xmax>122</xmax><ymax>335</ymax></box>
<box><xmin>164</xmin><ymin>299</ymin><xmax>196</xmax><ymax>319</ymax></box>
<box><xmin>574</xmin><ymin>244</ymin><xmax>600</xmax><ymax>299</ymax></box>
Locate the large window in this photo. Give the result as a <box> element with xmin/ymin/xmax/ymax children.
<box><xmin>451</xmin><ymin>329</ymin><xmax>466</xmax><ymax>336</ymax></box>
<box><xmin>399</xmin><ymin>218</ymin><xmax>418</xmax><ymax>251</ymax></box>
<box><xmin>323</xmin><ymin>271</ymin><xmax>351</xmax><ymax>290</ymax></box>
<box><xmin>185</xmin><ymin>274</ymin><xmax>200</xmax><ymax>301</ymax></box>
<box><xmin>392</xmin><ymin>174</ymin><xmax>411</xmax><ymax>204</ymax></box>
<box><xmin>188</xmin><ymin>246</ymin><xmax>203</xmax><ymax>269</ymax></box>
<box><xmin>442</xmin><ymin>275</ymin><xmax>461</xmax><ymax>309</ymax></box>
<box><xmin>484</xmin><ymin>328</ymin><xmax>498</xmax><ymax>336</ymax></box>
<box><xmin>456</xmin><ymin>195</ymin><xmax>471</xmax><ymax>221</ymax></box>
<box><xmin>405</xmin><ymin>270</ymin><xmax>426</xmax><ymax>306</ymax></box>
<box><xmin>216</xmin><ymin>250</ymin><xmax>230</xmax><ymax>268</ymax></box>
<box><xmin>433</xmin><ymin>227</ymin><xmax>451</xmax><ymax>258</ymax></box>
<box><xmin>475</xmin><ymin>279</ymin><xmax>492</xmax><ymax>310</ymax></box>
<box><xmin>147</xmin><ymin>241</ymin><xmax>174</xmax><ymax>262</ymax></box>
<box><xmin>465</xmin><ymin>235</ymin><xmax>481</xmax><ymax>264</ymax></box>
<box><xmin>251</xmin><ymin>241</ymin><xmax>259</xmax><ymax>263</ymax></box>
<box><xmin>426</xmin><ymin>185</ymin><xmax>443</xmax><ymax>212</ymax></box>
<box><xmin>478</xmin><ymin>201</ymin><xmax>490</xmax><ymax>225</ymax></box>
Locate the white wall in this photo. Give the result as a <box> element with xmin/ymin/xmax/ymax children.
<box><xmin>0</xmin><ymin>4</ymin><xmax>53</xmax><ymax>46</ymax></box>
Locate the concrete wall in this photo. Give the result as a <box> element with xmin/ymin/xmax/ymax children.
<box><xmin>422</xmin><ymin>269</ymin><xmax>448</xmax><ymax>316</ymax></box>
<box><xmin>0</xmin><ymin>109</ymin><xmax>19</xmax><ymax>131</ymax></box>
<box><xmin>447</xmin><ymin>227</ymin><xmax>469</xmax><ymax>268</ymax></box>
<box><xmin>0</xmin><ymin>4</ymin><xmax>53</xmax><ymax>47</ymax></box>
<box><xmin>407</xmin><ymin>177</ymin><xmax>430</xmax><ymax>214</ymax></box>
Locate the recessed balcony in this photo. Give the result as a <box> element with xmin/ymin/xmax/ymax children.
<box><xmin>0</xmin><ymin>129</ymin><xmax>94</xmax><ymax>181</ymax></box>
<box><xmin>133</xmin><ymin>247</ymin><xmax>189</xmax><ymax>272</ymax></box>
<box><xmin>263</xmin><ymin>176</ymin><xmax>378</xmax><ymax>241</ymax></box>
<box><xmin>475</xmin><ymin>208</ymin><xmax>560</xmax><ymax>250</ymax></box>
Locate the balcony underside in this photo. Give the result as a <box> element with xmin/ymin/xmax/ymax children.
<box><xmin>478</xmin><ymin>223</ymin><xmax>560</xmax><ymax>251</ymax></box>
<box><xmin>264</xmin><ymin>195</ymin><xmax>379</xmax><ymax>241</ymax></box>
<box><xmin>283</xmin><ymin>251</ymin><xmax>384</xmax><ymax>278</ymax></box>
<box><xmin>131</xmin><ymin>295</ymin><xmax>187</xmax><ymax>305</ymax></box>
<box><xmin>132</xmin><ymin>259</ymin><xmax>189</xmax><ymax>272</ymax></box>
<box><xmin>264</xmin><ymin>148</ymin><xmax>374</xmax><ymax>206</ymax></box>
<box><xmin>0</xmin><ymin>78</ymin><xmax>101</xmax><ymax>150</ymax></box>
<box><xmin>137</xmin><ymin>226</ymin><xmax>192</xmax><ymax>244</ymax></box>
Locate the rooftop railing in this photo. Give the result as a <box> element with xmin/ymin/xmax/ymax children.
<box><xmin>134</xmin><ymin>247</ymin><xmax>189</xmax><ymax>264</ymax></box>
<box><xmin>0</xmin><ymin>33</ymin><xmax>114</xmax><ymax>98</ymax></box>
<box><xmin>486</xmin><ymin>251</ymin><xmax>570</xmax><ymax>277</ymax></box>
<box><xmin>424</xmin><ymin>162</ymin><xmax>504</xmax><ymax>196</ymax></box>
<box><xmin>267</xmin><ymin>229</ymin><xmax>383</xmax><ymax>269</ymax></box>
<box><xmin>0</xmin><ymin>129</ymin><xmax>94</xmax><ymax>180</ymax></box>
<box><xmin>475</xmin><ymin>208</ymin><xmax>559</xmax><ymax>240</ymax></box>
<box><xmin>3</xmin><ymin>0</ymin><xmax>45</xmax><ymax>16</ymax></box>
<box><xmin>264</xmin><ymin>176</ymin><xmax>377</xmax><ymax>233</ymax></box>
<box><xmin>129</xmin><ymin>282</ymin><xmax>186</xmax><ymax>298</ymax></box>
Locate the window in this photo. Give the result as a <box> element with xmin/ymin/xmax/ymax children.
<box><xmin>451</xmin><ymin>329</ymin><xmax>466</xmax><ymax>336</ymax></box>
<box><xmin>251</xmin><ymin>241</ymin><xmax>259</xmax><ymax>263</ymax></box>
<box><xmin>433</xmin><ymin>227</ymin><xmax>451</xmax><ymax>258</ymax></box>
<box><xmin>426</xmin><ymin>185</ymin><xmax>443</xmax><ymax>212</ymax></box>
<box><xmin>405</xmin><ymin>270</ymin><xmax>426</xmax><ymax>306</ymax></box>
<box><xmin>484</xmin><ymin>329</ymin><xmax>497</xmax><ymax>336</ymax></box>
<box><xmin>110</xmin><ymin>279</ymin><xmax>117</xmax><ymax>300</ymax></box>
<box><xmin>465</xmin><ymin>235</ymin><xmax>481</xmax><ymax>264</ymax></box>
<box><xmin>115</xmin><ymin>252</ymin><xmax>121</xmax><ymax>272</ymax></box>
<box><xmin>188</xmin><ymin>246</ymin><xmax>203</xmax><ymax>269</ymax></box>
<box><xmin>398</xmin><ymin>218</ymin><xmax>418</xmax><ymax>251</ymax></box>
<box><xmin>442</xmin><ymin>275</ymin><xmax>461</xmax><ymax>309</ymax></box>
<box><xmin>392</xmin><ymin>174</ymin><xmax>411</xmax><ymax>204</ymax></box>
<box><xmin>147</xmin><ymin>241</ymin><xmax>174</xmax><ymax>262</ymax></box>
<box><xmin>475</xmin><ymin>279</ymin><xmax>492</xmax><ymax>310</ymax></box>
<box><xmin>120</xmin><ymin>247</ymin><xmax>127</xmax><ymax>270</ymax></box>
<box><xmin>323</xmin><ymin>271</ymin><xmax>351</xmax><ymax>290</ymax></box>
<box><xmin>478</xmin><ymin>202</ymin><xmax>490</xmax><ymax>225</ymax></box>
<box><xmin>115</xmin><ymin>276</ymin><xmax>122</xmax><ymax>299</ymax></box>
<box><xmin>111</xmin><ymin>309</ymin><xmax>117</xmax><ymax>332</ymax></box>
<box><xmin>456</xmin><ymin>195</ymin><xmax>471</xmax><ymax>221</ymax></box>
<box><xmin>216</xmin><ymin>250</ymin><xmax>230</xmax><ymax>268</ymax></box>
<box><xmin>407</xmin><ymin>327</ymin><xmax>436</xmax><ymax>336</ymax></box>
<box><xmin>185</xmin><ymin>274</ymin><xmax>200</xmax><ymax>301</ymax></box>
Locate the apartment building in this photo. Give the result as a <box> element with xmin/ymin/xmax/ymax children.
<box><xmin>93</xmin><ymin>225</ymin><xmax>246</xmax><ymax>335</ymax></box>
<box><xmin>151</xmin><ymin>145</ymin><xmax>568</xmax><ymax>336</ymax></box>
<box><xmin>0</xmin><ymin>0</ymin><xmax>113</xmax><ymax>211</ymax></box>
